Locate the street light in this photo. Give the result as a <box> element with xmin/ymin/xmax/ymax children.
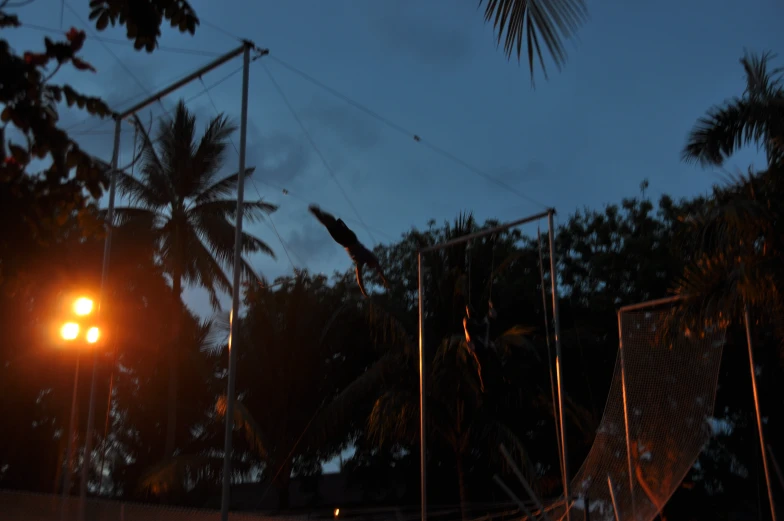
<box><xmin>85</xmin><ymin>327</ymin><xmax>100</xmax><ymax>344</ymax></box>
<box><xmin>61</xmin><ymin>322</ymin><xmax>80</xmax><ymax>341</ymax></box>
<box><xmin>73</xmin><ymin>297</ymin><xmax>94</xmax><ymax>316</ymax></box>
<box><xmin>59</xmin><ymin>294</ymin><xmax>102</xmax><ymax>521</ymax></box>
<box><xmin>58</xmin><ymin>297</ymin><xmax>101</xmax><ymax>346</ymax></box>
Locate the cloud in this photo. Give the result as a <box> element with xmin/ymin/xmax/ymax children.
<box><xmin>284</xmin><ymin>216</ymin><xmax>340</xmax><ymax>263</ymax></box>
<box><xmin>364</xmin><ymin>1</ymin><xmax>475</xmax><ymax>66</ymax></box>
<box><xmin>244</xmin><ymin>131</ymin><xmax>312</xmax><ymax>188</ymax></box>
<box><xmin>300</xmin><ymin>98</ymin><xmax>383</xmax><ymax>150</ymax></box>
<box><xmin>495</xmin><ymin>160</ymin><xmax>557</xmax><ymax>184</ymax></box>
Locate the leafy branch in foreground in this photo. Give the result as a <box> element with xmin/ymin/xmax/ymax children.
<box><xmin>1</xmin><ymin>10</ymin><xmax>114</xmax><ymax>285</ymax></box>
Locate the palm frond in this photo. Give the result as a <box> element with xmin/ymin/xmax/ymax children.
<box><xmin>741</xmin><ymin>51</ymin><xmax>784</xmax><ymax>99</ymax></box>
<box><xmin>683</xmin><ymin>51</ymin><xmax>784</xmax><ymax>166</ymax></box>
<box><xmin>216</xmin><ymin>395</ymin><xmax>272</xmax><ymax>460</ymax></box>
<box><xmin>480</xmin><ymin>0</ymin><xmax>588</xmax><ymax>83</ymax></box>
<box><xmin>496</xmin><ymin>325</ymin><xmax>540</xmax><ymax>355</ymax></box>
<box><xmin>193</xmin><ymin>113</ymin><xmax>237</xmax><ymax>190</ymax></box>
<box><xmin>116</xmin><ymin>171</ymin><xmax>169</xmax><ymax>210</ymax></box>
<box><xmin>190</xmin><ymin>198</ymin><xmax>278</xmax><ymax>224</ymax></box>
<box><xmin>192</xmin><ymin>167</ymin><xmax>256</xmax><ymax>205</ymax></box>
<box><xmin>367</xmin><ymin>387</ymin><xmax>420</xmax><ymax>447</ymax></box>
<box><xmin>108</xmin><ymin>206</ymin><xmax>161</xmax><ymax>228</ymax></box>
<box><xmin>315</xmin><ymin>350</ymin><xmax>404</xmax><ymax>448</ymax></box>
<box><xmin>682</xmin><ymin>97</ymin><xmax>779</xmax><ymax>166</ymax></box>
<box><xmin>195</xmin><ymin>212</ymin><xmax>276</xmax><ymax>265</ymax></box>
<box><xmin>179</xmin><ymin>227</ymin><xmax>233</xmax><ymax>308</ymax></box>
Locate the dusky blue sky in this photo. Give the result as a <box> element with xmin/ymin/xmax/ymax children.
<box><xmin>6</xmin><ymin>0</ymin><xmax>782</xmax><ymax>475</ymax></box>
<box><xmin>7</xmin><ymin>0</ymin><xmax>782</xmax><ymax>318</ymax></box>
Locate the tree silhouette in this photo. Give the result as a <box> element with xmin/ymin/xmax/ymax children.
<box><xmin>113</xmin><ymin>100</ymin><xmax>276</xmax><ymax>457</ymax></box>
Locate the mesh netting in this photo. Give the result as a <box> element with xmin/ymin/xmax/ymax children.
<box><xmin>550</xmin><ymin>307</ymin><xmax>725</xmax><ymax>521</ymax></box>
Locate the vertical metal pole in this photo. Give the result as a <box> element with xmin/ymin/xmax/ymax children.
<box><xmin>743</xmin><ymin>305</ymin><xmax>778</xmax><ymax>521</ymax></box>
<box><xmin>607</xmin><ymin>476</ymin><xmax>620</xmax><ymax>521</ymax></box>
<box><xmin>60</xmin><ymin>355</ymin><xmax>80</xmax><ymax>521</ymax></box>
<box><xmin>768</xmin><ymin>445</ymin><xmax>784</xmax><ymax>492</ymax></box>
<box><xmin>584</xmin><ymin>495</ymin><xmax>589</xmax><ymax>521</ymax></box>
<box><xmin>500</xmin><ymin>444</ymin><xmax>552</xmax><ymax>521</ymax></box>
<box><xmin>417</xmin><ymin>251</ymin><xmax>427</xmax><ymax>521</ymax></box>
<box><xmin>78</xmin><ymin>116</ymin><xmax>122</xmax><ymax>521</ymax></box>
<box><xmin>537</xmin><ymin>227</ymin><xmax>563</xmax><ymax>480</ymax></box>
<box><xmin>547</xmin><ymin>210</ymin><xmax>571</xmax><ymax>521</ymax></box>
<box><xmin>616</xmin><ymin>311</ymin><xmax>636</xmax><ymax>521</ymax></box>
<box><xmin>221</xmin><ymin>43</ymin><xmax>252</xmax><ymax>521</ymax></box>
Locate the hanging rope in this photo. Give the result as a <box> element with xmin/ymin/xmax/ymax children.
<box><xmin>484</xmin><ymin>234</ymin><xmax>498</xmax><ymax>348</ymax></box>
<box><xmin>466</xmin><ymin>239</ymin><xmax>473</xmax><ymax>306</ymax></box>
<box><xmin>537</xmin><ymin>225</ymin><xmax>563</xmax><ymax>476</ymax></box>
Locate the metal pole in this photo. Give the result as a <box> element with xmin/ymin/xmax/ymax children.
<box><xmin>60</xmin><ymin>355</ymin><xmax>80</xmax><ymax>521</ymax></box>
<box><xmin>493</xmin><ymin>475</ymin><xmax>536</xmax><ymax>521</ymax></box>
<box><xmin>547</xmin><ymin>210</ymin><xmax>571</xmax><ymax>521</ymax></box>
<box><xmin>220</xmin><ymin>43</ymin><xmax>252</xmax><ymax>521</ymax></box>
<box><xmin>118</xmin><ymin>44</ymin><xmax>248</xmax><ymax>119</ymax></box>
<box><xmin>617</xmin><ymin>295</ymin><xmax>684</xmax><ymax>314</ymax></box>
<box><xmin>417</xmin><ymin>251</ymin><xmax>427</xmax><ymax>521</ymax></box>
<box><xmin>616</xmin><ymin>311</ymin><xmax>636</xmax><ymax>521</ymax></box>
<box><xmin>607</xmin><ymin>476</ymin><xmax>620</xmax><ymax>521</ymax></box>
<box><xmin>743</xmin><ymin>305</ymin><xmax>777</xmax><ymax>521</ymax></box>
<box><xmin>419</xmin><ymin>210</ymin><xmax>551</xmax><ymax>253</ymax></box>
<box><xmin>77</xmin><ymin>116</ymin><xmax>122</xmax><ymax>521</ymax></box>
<box><xmin>500</xmin><ymin>444</ymin><xmax>551</xmax><ymax>521</ymax></box>
<box><xmin>768</xmin><ymin>445</ymin><xmax>784</xmax><ymax>492</ymax></box>
<box><xmin>537</xmin><ymin>227</ymin><xmax>563</xmax><ymax>482</ymax></box>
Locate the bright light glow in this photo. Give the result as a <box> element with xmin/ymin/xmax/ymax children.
<box><xmin>73</xmin><ymin>297</ymin><xmax>94</xmax><ymax>316</ymax></box>
<box><xmin>61</xmin><ymin>322</ymin><xmax>80</xmax><ymax>341</ymax></box>
<box><xmin>334</xmin><ymin>508</ymin><xmax>340</xmax><ymax>518</ymax></box>
<box><xmin>86</xmin><ymin>327</ymin><xmax>100</xmax><ymax>344</ymax></box>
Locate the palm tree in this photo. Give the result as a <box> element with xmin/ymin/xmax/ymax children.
<box><xmin>677</xmin><ymin>52</ymin><xmax>784</xmax><ymax>325</ymax></box>
<box><xmin>683</xmin><ymin>51</ymin><xmax>784</xmax><ymax>169</ymax></box>
<box><xmin>479</xmin><ymin>0</ymin><xmax>588</xmax><ymax>82</ymax></box>
<box><xmin>114</xmin><ymin>100</ymin><xmax>277</xmax><ymax>457</ymax></box>
<box><xmin>367</xmin><ymin>331</ymin><xmax>542</xmax><ymax>521</ymax></box>
<box><xmin>138</xmin><ymin>271</ymin><xmax>385</xmax><ymax>507</ymax></box>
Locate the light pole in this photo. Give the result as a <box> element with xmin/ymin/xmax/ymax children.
<box><xmin>58</xmin><ymin>295</ymin><xmax>102</xmax><ymax>521</ymax></box>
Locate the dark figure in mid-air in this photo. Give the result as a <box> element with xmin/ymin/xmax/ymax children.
<box><xmin>463</xmin><ymin>301</ymin><xmax>500</xmax><ymax>393</ymax></box>
<box><xmin>309</xmin><ymin>204</ymin><xmax>390</xmax><ymax>298</ymax></box>
<box><xmin>463</xmin><ymin>305</ymin><xmax>488</xmax><ymax>392</ymax></box>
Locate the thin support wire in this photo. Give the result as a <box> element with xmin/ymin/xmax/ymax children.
<box><xmin>266</xmin><ymin>56</ymin><xmax>549</xmax><ymax>210</ymax></box>
<box><xmin>64</xmin><ymin>2</ymin><xmax>168</xmax><ymax>116</ymax></box>
<box><xmin>417</xmin><ymin>209</ymin><xmax>559</xmax><ymax>521</ymax></box>
<box><xmin>168</xmin><ymin>16</ymin><xmax>552</xmax><ymax>211</ymax></box>
<box><xmin>768</xmin><ymin>445</ymin><xmax>784</xmax><ymax>492</ymax></box>
<box><xmin>547</xmin><ymin>211</ymin><xmax>571</xmax><ymax>521</ymax></box>
<box><xmin>537</xmin><ymin>225</ymin><xmax>563</xmax><ymax>493</ymax></box>
<box><xmin>197</xmin><ymin>76</ymin><xmax>301</xmax><ymax>272</ymax></box>
<box><xmin>616</xmin><ymin>311</ymin><xmax>636</xmax><ymax>521</ymax></box>
<box><xmin>19</xmin><ymin>22</ymin><xmax>223</xmax><ymax>57</ymax></box>
<box><xmin>418</xmin><ymin>251</ymin><xmax>427</xmax><ymax>521</ymax></box>
<box><xmin>220</xmin><ymin>42</ymin><xmax>253</xmax><ymax>521</ymax></box>
<box><xmin>607</xmin><ymin>476</ymin><xmax>620</xmax><ymax>521</ymax></box>
<box><xmin>261</xmin><ymin>63</ymin><xmax>378</xmax><ymax>247</ymax></box>
<box><xmin>743</xmin><ymin>305</ymin><xmax>778</xmax><ymax>521</ymax></box>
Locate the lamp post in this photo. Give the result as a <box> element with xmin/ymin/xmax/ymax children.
<box><xmin>59</xmin><ymin>295</ymin><xmax>101</xmax><ymax>521</ymax></box>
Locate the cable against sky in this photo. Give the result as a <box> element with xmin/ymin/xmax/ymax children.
<box><xmin>197</xmin><ymin>75</ymin><xmax>303</xmax><ymax>272</ymax></box>
<box><xmin>265</xmin><ymin>56</ymin><xmax>550</xmax><ymax>210</ymax></box>
<box><xmin>17</xmin><ymin>21</ymin><xmax>224</xmax><ymax>57</ymax></box>
<box><xmin>63</xmin><ymin>2</ymin><xmax>170</xmax><ymax>117</ymax></box>
<box><xmin>261</xmin><ymin>64</ymin><xmax>379</xmax><ymax>247</ymax></box>
<box><xmin>193</xmin><ymin>18</ymin><xmax>550</xmax><ymax>210</ymax></box>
